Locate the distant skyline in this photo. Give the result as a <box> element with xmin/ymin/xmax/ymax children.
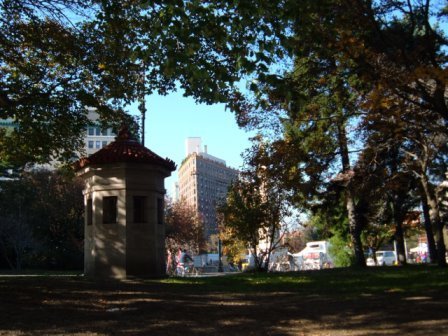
<box><xmin>128</xmin><ymin>90</ymin><xmax>254</xmax><ymax>197</ymax></box>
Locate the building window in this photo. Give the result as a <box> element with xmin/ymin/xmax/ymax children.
<box><xmin>134</xmin><ymin>196</ymin><xmax>146</xmax><ymax>223</ymax></box>
<box><xmin>157</xmin><ymin>198</ymin><xmax>164</xmax><ymax>225</ymax></box>
<box><xmin>88</xmin><ymin>141</ymin><xmax>94</xmax><ymax>149</ymax></box>
<box><xmin>88</xmin><ymin>127</ymin><xmax>95</xmax><ymax>136</ymax></box>
<box><xmin>103</xmin><ymin>196</ymin><xmax>117</xmax><ymax>224</ymax></box>
<box><xmin>95</xmin><ymin>127</ymin><xmax>101</xmax><ymax>136</ymax></box>
<box><xmin>87</xmin><ymin>198</ymin><xmax>93</xmax><ymax>225</ymax></box>
<box><xmin>95</xmin><ymin>141</ymin><xmax>101</xmax><ymax>149</ymax></box>
<box><xmin>102</xmin><ymin>141</ymin><xmax>108</xmax><ymax>147</ymax></box>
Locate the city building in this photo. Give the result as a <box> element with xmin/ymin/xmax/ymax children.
<box><xmin>84</xmin><ymin>108</ymin><xmax>116</xmax><ymax>156</ymax></box>
<box><xmin>0</xmin><ymin>109</ymin><xmax>116</xmax><ymax>164</ymax></box>
<box><xmin>178</xmin><ymin>137</ymin><xmax>239</xmax><ymax>239</ymax></box>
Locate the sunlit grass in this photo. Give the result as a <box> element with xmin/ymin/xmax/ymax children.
<box><xmin>150</xmin><ymin>265</ymin><xmax>448</xmax><ymax>297</ymax></box>
<box><xmin>1</xmin><ymin>265</ymin><xmax>446</xmax><ymax>297</ymax></box>
<box><xmin>0</xmin><ymin>265</ymin><xmax>446</xmax><ymax>335</ymax></box>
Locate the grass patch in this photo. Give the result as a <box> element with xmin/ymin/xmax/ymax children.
<box><xmin>153</xmin><ymin>265</ymin><xmax>448</xmax><ymax>296</ymax></box>
<box><xmin>0</xmin><ymin>265</ymin><xmax>447</xmax><ymax>335</ymax></box>
<box><xmin>1</xmin><ymin>265</ymin><xmax>446</xmax><ymax>297</ymax></box>
<box><xmin>0</xmin><ymin>269</ymin><xmax>82</xmax><ymax>276</ymax></box>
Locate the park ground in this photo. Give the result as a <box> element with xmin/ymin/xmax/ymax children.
<box><xmin>0</xmin><ymin>266</ymin><xmax>447</xmax><ymax>336</ymax></box>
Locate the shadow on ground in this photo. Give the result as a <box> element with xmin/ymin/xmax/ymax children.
<box><xmin>0</xmin><ymin>275</ymin><xmax>447</xmax><ymax>335</ymax></box>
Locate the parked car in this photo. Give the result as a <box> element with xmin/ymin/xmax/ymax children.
<box><xmin>376</xmin><ymin>251</ymin><xmax>396</xmax><ymax>266</ymax></box>
<box><xmin>366</xmin><ymin>257</ymin><xmax>376</xmax><ymax>266</ymax></box>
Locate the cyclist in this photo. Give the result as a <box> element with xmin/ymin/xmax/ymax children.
<box><xmin>176</xmin><ymin>249</ymin><xmax>194</xmax><ymax>276</ymax></box>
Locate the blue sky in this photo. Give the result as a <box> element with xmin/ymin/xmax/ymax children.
<box><xmin>128</xmin><ymin>90</ymin><xmax>254</xmax><ymax>196</ymax></box>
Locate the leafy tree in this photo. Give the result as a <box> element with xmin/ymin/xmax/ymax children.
<box><xmin>164</xmin><ymin>197</ymin><xmax>205</xmax><ymax>273</ymax></box>
<box><xmin>355</xmin><ymin>140</ymin><xmax>416</xmax><ymax>265</ymax></box>
<box><xmin>329</xmin><ymin>233</ymin><xmax>355</xmax><ymax>268</ymax></box>
<box><xmin>219</xmin><ymin>178</ymin><xmax>267</xmax><ymax>271</ymax></box>
<box><xmin>360</xmin><ymin>77</ymin><xmax>447</xmax><ymax>266</ymax></box>
<box><xmin>342</xmin><ymin>1</ymin><xmax>448</xmax><ymax>126</ymax></box>
<box><xmin>306</xmin><ymin>189</ymin><xmax>355</xmax><ymax>267</ymax></box>
<box><xmin>218</xmin><ymin>223</ymin><xmax>247</xmax><ymax>265</ymax></box>
<box><xmin>1</xmin><ymin>1</ymin><xmax>94</xmax><ymax>164</ymax></box>
<box><xmin>251</xmin><ymin>50</ymin><xmax>368</xmax><ymax>267</ymax></box>
<box><xmin>1</xmin><ymin>0</ymin><xmax>272</xmax><ymax>165</ymax></box>
<box><xmin>219</xmin><ymin>140</ymin><xmax>290</xmax><ymax>271</ymax></box>
<box><xmin>282</xmin><ymin>231</ymin><xmax>306</xmax><ymax>254</ymax></box>
<box><xmin>218</xmin><ymin>0</ymin><xmax>448</xmax><ymax>267</ymax></box>
<box><xmin>3</xmin><ymin>1</ymin><xmax>447</xmax><ymax>167</ymax></box>
<box><xmin>206</xmin><ymin>233</ymin><xmax>220</xmax><ymax>254</ymax></box>
<box><xmin>401</xmin><ymin>117</ymin><xmax>448</xmax><ymax>266</ymax></box>
<box><xmin>4</xmin><ymin>1</ymin><xmax>446</xmax><ymax>269</ymax></box>
<box><xmin>215</xmin><ymin>0</ymin><xmax>447</xmax><ymax>268</ymax></box>
<box><xmin>27</xmin><ymin>169</ymin><xmax>84</xmax><ymax>269</ymax></box>
<box><xmin>0</xmin><ymin>179</ymin><xmax>35</xmax><ymax>270</ymax></box>
<box><xmin>225</xmin><ymin>1</ymin><xmax>448</xmax><ymax>127</ymax></box>
<box><xmin>0</xmin><ymin>168</ymin><xmax>84</xmax><ymax>270</ymax></box>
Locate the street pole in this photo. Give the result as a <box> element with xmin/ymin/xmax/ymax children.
<box><xmin>218</xmin><ymin>238</ymin><xmax>223</xmax><ymax>272</ymax></box>
<box><xmin>140</xmin><ymin>98</ymin><xmax>146</xmax><ymax>146</ymax></box>
<box><xmin>138</xmin><ymin>63</ymin><xmax>146</xmax><ymax>146</ymax></box>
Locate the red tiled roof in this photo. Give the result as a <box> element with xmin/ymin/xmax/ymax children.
<box><xmin>75</xmin><ymin>128</ymin><xmax>176</xmax><ymax>171</ymax></box>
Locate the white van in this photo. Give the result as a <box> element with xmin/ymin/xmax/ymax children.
<box><xmin>375</xmin><ymin>251</ymin><xmax>396</xmax><ymax>266</ymax></box>
<box><xmin>293</xmin><ymin>241</ymin><xmax>333</xmax><ymax>270</ymax></box>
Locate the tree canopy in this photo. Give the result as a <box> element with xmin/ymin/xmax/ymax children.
<box><xmin>0</xmin><ymin>168</ymin><xmax>83</xmax><ymax>270</ymax></box>
<box><xmin>1</xmin><ymin>0</ymin><xmax>287</xmax><ymax>165</ymax></box>
<box><xmin>217</xmin><ymin>0</ymin><xmax>448</xmax><ymax>267</ymax></box>
<box><xmin>2</xmin><ymin>1</ymin><xmax>447</xmax><ymax>164</ymax></box>
<box><xmin>1</xmin><ymin>0</ymin><xmax>447</xmax><ymax>267</ymax></box>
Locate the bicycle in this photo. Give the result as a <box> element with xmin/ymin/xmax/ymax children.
<box><xmin>176</xmin><ymin>262</ymin><xmax>199</xmax><ymax>277</ymax></box>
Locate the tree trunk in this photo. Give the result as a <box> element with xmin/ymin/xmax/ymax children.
<box><xmin>265</xmin><ymin>203</ymin><xmax>281</xmax><ymax>272</ymax></box>
<box><xmin>386</xmin><ymin>146</ymin><xmax>407</xmax><ymax>265</ymax></box>
<box><xmin>0</xmin><ymin>239</ymin><xmax>15</xmax><ymax>270</ymax></box>
<box><xmin>393</xmin><ymin>215</ymin><xmax>407</xmax><ymax>265</ymax></box>
<box><xmin>420</xmin><ymin>175</ymin><xmax>447</xmax><ymax>267</ymax></box>
<box><xmin>251</xmin><ymin>241</ymin><xmax>262</xmax><ymax>272</ymax></box>
<box><xmin>346</xmin><ymin>189</ymin><xmax>366</xmax><ymax>267</ymax></box>
<box><xmin>390</xmin><ymin>199</ymin><xmax>407</xmax><ymax>265</ymax></box>
<box><xmin>421</xmin><ymin>194</ymin><xmax>438</xmax><ymax>263</ymax></box>
<box><xmin>14</xmin><ymin>244</ymin><xmax>21</xmax><ymax>271</ymax></box>
<box><xmin>337</xmin><ymin>122</ymin><xmax>366</xmax><ymax>267</ymax></box>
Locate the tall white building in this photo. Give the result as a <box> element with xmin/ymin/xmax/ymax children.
<box><xmin>84</xmin><ymin>108</ymin><xmax>116</xmax><ymax>156</ymax></box>
<box><xmin>185</xmin><ymin>137</ymin><xmax>202</xmax><ymax>156</ymax></box>
<box><xmin>178</xmin><ymin>138</ymin><xmax>239</xmax><ymax>239</ymax></box>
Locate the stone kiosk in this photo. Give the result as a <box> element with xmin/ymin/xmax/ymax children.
<box><xmin>75</xmin><ymin>129</ymin><xmax>176</xmax><ymax>279</ymax></box>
